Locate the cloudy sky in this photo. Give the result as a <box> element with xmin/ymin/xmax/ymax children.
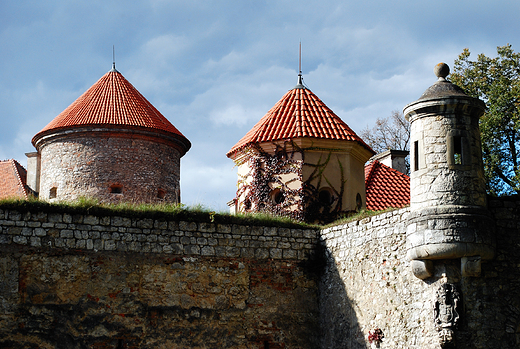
<box><xmin>1</xmin><ymin>1</ymin><xmax>519</xmax><ymax>210</ymax></box>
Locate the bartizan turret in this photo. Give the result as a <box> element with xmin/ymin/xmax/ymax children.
<box><xmin>403</xmin><ymin>63</ymin><xmax>495</xmax><ymax>279</ymax></box>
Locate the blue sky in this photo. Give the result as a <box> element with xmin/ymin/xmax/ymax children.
<box><xmin>1</xmin><ymin>0</ymin><xmax>519</xmax><ymax>210</ymax></box>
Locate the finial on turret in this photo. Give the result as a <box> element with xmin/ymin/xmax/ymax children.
<box><xmin>294</xmin><ymin>41</ymin><xmax>306</xmax><ymax>89</ymax></box>
<box><xmin>110</xmin><ymin>45</ymin><xmax>119</xmax><ymax>73</ymax></box>
<box><xmin>434</xmin><ymin>63</ymin><xmax>450</xmax><ymax>81</ymax></box>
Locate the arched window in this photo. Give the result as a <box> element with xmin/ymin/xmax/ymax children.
<box><xmin>49</xmin><ymin>187</ymin><xmax>57</xmax><ymax>199</ymax></box>
<box><xmin>318</xmin><ymin>188</ymin><xmax>334</xmax><ymax>206</ymax></box>
<box><xmin>356</xmin><ymin>193</ymin><xmax>362</xmax><ymax>211</ymax></box>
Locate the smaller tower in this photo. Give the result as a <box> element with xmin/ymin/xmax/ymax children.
<box><xmin>403</xmin><ymin>63</ymin><xmax>495</xmax><ymax>279</ymax></box>
<box><xmin>227</xmin><ymin>73</ymin><xmax>374</xmax><ymax>223</ymax></box>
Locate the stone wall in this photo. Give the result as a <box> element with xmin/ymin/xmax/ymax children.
<box><xmin>38</xmin><ymin>132</ymin><xmax>182</xmax><ymax>204</ymax></box>
<box><xmin>2</xmin><ymin>196</ymin><xmax>520</xmax><ymax>349</ymax></box>
<box><xmin>0</xmin><ymin>207</ymin><xmax>320</xmax><ymax>349</ymax></box>
<box><xmin>320</xmin><ymin>197</ymin><xmax>520</xmax><ymax>349</ymax></box>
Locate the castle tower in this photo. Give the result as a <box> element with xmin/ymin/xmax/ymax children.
<box><xmin>403</xmin><ymin>63</ymin><xmax>495</xmax><ymax>279</ymax></box>
<box><xmin>29</xmin><ymin>64</ymin><xmax>191</xmax><ymax>204</ymax></box>
<box><xmin>227</xmin><ymin>73</ymin><xmax>374</xmax><ymax>223</ymax></box>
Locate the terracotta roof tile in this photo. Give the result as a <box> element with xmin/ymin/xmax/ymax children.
<box><xmin>227</xmin><ymin>86</ymin><xmax>373</xmax><ymax>157</ymax></box>
<box><xmin>365</xmin><ymin>160</ymin><xmax>410</xmax><ymax>211</ymax></box>
<box><xmin>32</xmin><ymin>68</ymin><xmax>190</xmax><ymax>153</ymax></box>
<box><xmin>0</xmin><ymin>159</ymin><xmax>29</xmax><ymax>200</ymax></box>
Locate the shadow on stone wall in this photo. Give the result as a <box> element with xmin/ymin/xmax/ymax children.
<box><xmin>317</xmin><ymin>242</ymin><xmax>367</xmax><ymax>349</ymax></box>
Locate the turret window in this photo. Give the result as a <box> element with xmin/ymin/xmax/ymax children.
<box><xmin>110</xmin><ymin>184</ymin><xmax>123</xmax><ymax>194</ymax></box>
<box><xmin>318</xmin><ymin>188</ymin><xmax>334</xmax><ymax>206</ymax></box>
<box><xmin>413</xmin><ymin>141</ymin><xmax>419</xmax><ymax>171</ymax></box>
<box><xmin>448</xmin><ymin>131</ymin><xmax>468</xmax><ymax>168</ymax></box>
<box><xmin>270</xmin><ymin>188</ymin><xmax>285</xmax><ymax>205</ymax></box>
<box><xmin>453</xmin><ymin>136</ymin><xmax>462</xmax><ymax>165</ymax></box>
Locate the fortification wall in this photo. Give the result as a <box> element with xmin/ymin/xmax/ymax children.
<box><xmin>320</xmin><ymin>197</ymin><xmax>520</xmax><ymax>349</ymax></box>
<box><xmin>0</xmin><ymin>207</ymin><xmax>320</xmax><ymax>349</ymax></box>
<box><xmin>2</xmin><ymin>196</ymin><xmax>520</xmax><ymax>349</ymax></box>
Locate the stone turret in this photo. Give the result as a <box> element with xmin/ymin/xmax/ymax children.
<box><xmin>30</xmin><ymin>65</ymin><xmax>190</xmax><ymax>204</ymax></box>
<box><xmin>227</xmin><ymin>73</ymin><xmax>374</xmax><ymax>223</ymax></box>
<box><xmin>403</xmin><ymin>63</ymin><xmax>495</xmax><ymax>279</ymax></box>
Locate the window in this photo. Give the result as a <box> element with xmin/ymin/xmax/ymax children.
<box><xmin>270</xmin><ymin>188</ymin><xmax>285</xmax><ymax>204</ymax></box>
<box><xmin>448</xmin><ymin>131</ymin><xmax>467</xmax><ymax>168</ymax></box>
<box><xmin>157</xmin><ymin>189</ymin><xmax>166</xmax><ymax>199</ymax></box>
<box><xmin>110</xmin><ymin>184</ymin><xmax>123</xmax><ymax>194</ymax></box>
<box><xmin>356</xmin><ymin>193</ymin><xmax>362</xmax><ymax>211</ymax></box>
<box><xmin>414</xmin><ymin>141</ymin><xmax>419</xmax><ymax>172</ymax></box>
<box><xmin>49</xmin><ymin>187</ymin><xmax>57</xmax><ymax>199</ymax></box>
<box><xmin>453</xmin><ymin>136</ymin><xmax>462</xmax><ymax>165</ymax></box>
<box><xmin>318</xmin><ymin>188</ymin><xmax>334</xmax><ymax>206</ymax></box>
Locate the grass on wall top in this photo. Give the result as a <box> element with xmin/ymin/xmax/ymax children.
<box><xmin>0</xmin><ymin>197</ymin><xmax>319</xmax><ymax>229</ymax></box>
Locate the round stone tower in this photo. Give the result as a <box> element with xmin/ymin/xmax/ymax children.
<box><xmin>403</xmin><ymin>63</ymin><xmax>495</xmax><ymax>279</ymax></box>
<box><xmin>31</xmin><ymin>65</ymin><xmax>190</xmax><ymax>204</ymax></box>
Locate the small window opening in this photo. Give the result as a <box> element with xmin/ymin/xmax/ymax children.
<box><xmin>453</xmin><ymin>136</ymin><xmax>462</xmax><ymax>165</ymax></box>
<box><xmin>318</xmin><ymin>188</ymin><xmax>333</xmax><ymax>206</ymax></box>
<box><xmin>49</xmin><ymin>187</ymin><xmax>57</xmax><ymax>199</ymax></box>
<box><xmin>414</xmin><ymin>141</ymin><xmax>419</xmax><ymax>171</ymax></box>
<box><xmin>270</xmin><ymin>188</ymin><xmax>285</xmax><ymax>205</ymax></box>
<box><xmin>157</xmin><ymin>189</ymin><xmax>166</xmax><ymax>199</ymax></box>
<box><xmin>110</xmin><ymin>184</ymin><xmax>123</xmax><ymax>194</ymax></box>
<box><xmin>356</xmin><ymin>193</ymin><xmax>362</xmax><ymax>211</ymax></box>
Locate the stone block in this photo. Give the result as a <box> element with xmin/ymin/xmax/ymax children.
<box><xmin>462</xmin><ymin>256</ymin><xmax>481</xmax><ymax>277</ymax></box>
<box><xmin>411</xmin><ymin>259</ymin><xmax>434</xmax><ymax>279</ymax></box>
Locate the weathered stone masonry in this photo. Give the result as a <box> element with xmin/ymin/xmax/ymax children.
<box><xmin>0</xmin><ymin>208</ymin><xmax>320</xmax><ymax>349</ymax></box>
<box><xmin>2</xmin><ymin>197</ymin><xmax>520</xmax><ymax>348</ymax></box>
<box><xmin>320</xmin><ymin>197</ymin><xmax>520</xmax><ymax>349</ymax></box>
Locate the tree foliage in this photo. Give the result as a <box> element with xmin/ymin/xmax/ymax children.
<box><xmin>360</xmin><ymin>110</ymin><xmax>410</xmax><ymax>153</ymax></box>
<box><xmin>360</xmin><ymin>110</ymin><xmax>410</xmax><ymax>174</ymax></box>
<box><xmin>451</xmin><ymin>44</ymin><xmax>520</xmax><ymax>195</ymax></box>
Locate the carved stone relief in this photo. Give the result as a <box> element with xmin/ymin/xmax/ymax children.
<box><xmin>434</xmin><ymin>283</ymin><xmax>461</xmax><ymax>347</ymax></box>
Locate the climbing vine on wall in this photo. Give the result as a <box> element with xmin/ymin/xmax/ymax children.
<box><xmin>234</xmin><ymin>141</ymin><xmax>350</xmax><ymax>223</ymax></box>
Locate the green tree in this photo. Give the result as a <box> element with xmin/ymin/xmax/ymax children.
<box><xmin>451</xmin><ymin>44</ymin><xmax>520</xmax><ymax>195</ymax></box>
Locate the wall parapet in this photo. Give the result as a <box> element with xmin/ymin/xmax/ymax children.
<box><xmin>0</xmin><ymin>208</ymin><xmax>319</xmax><ymax>260</ymax></box>
<box><xmin>321</xmin><ymin>207</ymin><xmax>410</xmax><ymax>249</ymax></box>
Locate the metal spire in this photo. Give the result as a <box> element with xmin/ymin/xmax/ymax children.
<box><xmin>110</xmin><ymin>45</ymin><xmax>119</xmax><ymax>72</ymax></box>
<box><xmin>295</xmin><ymin>41</ymin><xmax>305</xmax><ymax>89</ymax></box>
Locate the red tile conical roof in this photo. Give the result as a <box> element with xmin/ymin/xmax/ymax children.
<box><xmin>364</xmin><ymin>160</ymin><xmax>410</xmax><ymax>211</ymax></box>
<box><xmin>32</xmin><ymin>67</ymin><xmax>190</xmax><ymax>154</ymax></box>
<box><xmin>227</xmin><ymin>80</ymin><xmax>372</xmax><ymax>157</ymax></box>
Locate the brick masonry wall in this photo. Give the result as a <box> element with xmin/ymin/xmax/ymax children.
<box><xmin>38</xmin><ymin>133</ymin><xmax>182</xmax><ymax>204</ymax></box>
<box><xmin>0</xmin><ymin>208</ymin><xmax>320</xmax><ymax>349</ymax></box>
